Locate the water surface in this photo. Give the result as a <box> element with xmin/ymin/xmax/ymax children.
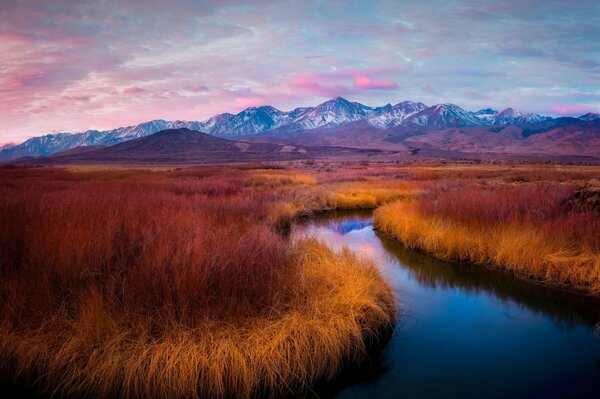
<box><xmin>293</xmin><ymin>211</ymin><xmax>600</xmax><ymax>399</ymax></box>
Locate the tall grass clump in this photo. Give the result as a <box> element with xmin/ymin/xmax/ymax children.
<box><xmin>375</xmin><ymin>182</ymin><xmax>600</xmax><ymax>294</ymax></box>
<box><xmin>0</xmin><ymin>167</ymin><xmax>395</xmax><ymax>398</ymax></box>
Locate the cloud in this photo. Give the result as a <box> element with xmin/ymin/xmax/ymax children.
<box><xmin>290</xmin><ymin>73</ymin><xmax>354</xmax><ymax>97</ymax></box>
<box><xmin>123</xmin><ymin>87</ymin><xmax>147</xmax><ymax>94</ymax></box>
<box><xmin>547</xmin><ymin>104</ymin><xmax>597</xmax><ymax>116</ymax></box>
<box><xmin>422</xmin><ymin>83</ymin><xmax>435</xmax><ymax>92</ymax></box>
<box><xmin>0</xmin><ymin>0</ymin><xmax>599</xmax><ymax>142</ymax></box>
<box><xmin>463</xmin><ymin>89</ymin><xmax>490</xmax><ymax>100</ymax></box>
<box><xmin>353</xmin><ymin>76</ymin><xmax>398</xmax><ymax>90</ymax></box>
<box><xmin>232</xmin><ymin>97</ymin><xmax>265</xmax><ymax>108</ymax></box>
<box><xmin>185</xmin><ymin>84</ymin><xmax>210</xmax><ymax>93</ymax></box>
<box><xmin>290</xmin><ymin>68</ymin><xmax>400</xmax><ymax>96</ymax></box>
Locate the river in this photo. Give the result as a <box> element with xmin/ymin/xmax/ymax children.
<box><xmin>293</xmin><ymin>211</ymin><xmax>600</xmax><ymax>399</ymax></box>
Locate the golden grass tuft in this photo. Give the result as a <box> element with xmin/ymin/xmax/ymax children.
<box><xmin>245</xmin><ymin>172</ymin><xmax>318</xmax><ymax>188</ymax></box>
<box><xmin>322</xmin><ymin>180</ymin><xmax>418</xmax><ymax>210</ymax></box>
<box><xmin>0</xmin><ymin>240</ymin><xmax>394</xmax><ymax>398</ymax></box>
<box><xmin>374</xmin><ymin>184</ymin><xmax>600</xmax><ymax>295</ymax></box>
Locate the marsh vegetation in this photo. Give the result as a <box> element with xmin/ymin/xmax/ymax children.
<box><xmin>0</xmin><ymin>161</ymin><xmax>599</xmax><ymax>397</ymax></box>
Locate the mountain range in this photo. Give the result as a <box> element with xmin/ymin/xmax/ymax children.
<box><xmin>23</xmin><ymin>128</ymin><xmax>383</xmax><ymax>164</ymax></box>
<box><xmin>1</xmin><ymin>97</ymin><xmax>599</xmax><ymax>162</ymax></box>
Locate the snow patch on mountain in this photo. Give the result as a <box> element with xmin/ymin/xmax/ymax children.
<box><xmin>368</xmin><ymin>101</ymin><xmax>428</xmax><ymax>128</ymax></box>
<box><xmin>492</xmin><ymin>108</ymin><xmax>551</xmax><ymax>125</ymax></box>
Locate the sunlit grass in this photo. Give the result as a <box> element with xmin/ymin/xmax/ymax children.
<box><xmin>375</xmin><ymin>182</ymin><xmax>600</xmax><ymax>294</ymax></box>
<box><xmin>245</xmin><ymin>171</ymin><xmax>318</xmax><ymax>188</ymax></box>
<box><xmin>322</xmin><ymin>180</ymin><xmax>419</xmax><ymax>210</ymax></box>
<box><xmin>0</xmin><ymin>240</ymin><xmax>393</xmax><ymax>398</ymax></box>
<box><xmin>0</xmin><ymin>166</ymin><xmax>394</xmax><ymax>397</ymax></box>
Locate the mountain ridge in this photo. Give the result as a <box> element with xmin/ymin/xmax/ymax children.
<box><xmin>1</xmin><ymin>97</ymin><xmax>597</xmax><ymax>161</ymax></box>
<box><xmin>23</xmin><ymin>128</ymin><xmax>385</xmax><ymax>164</ymax></box>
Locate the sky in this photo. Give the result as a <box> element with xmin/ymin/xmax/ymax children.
<box><xmin>1</xmin><ymin>0</ymin><xmax>600</xmax><ymax>144</ymax></box>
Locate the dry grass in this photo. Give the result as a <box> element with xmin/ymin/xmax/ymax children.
<box><xmin>0</xmin><ymin>240</ymin><xmax>393</xmax><ymax>398</ymax></box>
<box><xmin>245</xmin><ymin>171</ymin><xmax>318</xmax><ymax>188</ymax></box>
<box><xmin>5</xmin><ymin>160</ymin><xmax>598</xmax><ymax>397</ymax></box>
<box><xmin>375</xmin><ymin>181</ymin><xmax>600</xmax><ymax>294</ymax></box>
<box><xmin>0</xmin><ymin>166</ymin><xmax>394</xmax><ymax>398</ymax></box>
<box><xmin>320</xmin><ymin>180</ymin><xmax>418</xmax><ymax>210</ymax></box>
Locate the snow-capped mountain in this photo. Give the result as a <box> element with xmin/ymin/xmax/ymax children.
<box><xmin>368</xmin><ymin>101</ymin><xmax>428</xmax><ymax>128</ymax></box>
<box><xmin>406</xmin><ymin>103</ymin><xmax>490</xmax><ymax>128</ymax></box>
<box><xmin>282</xmin><ymin>97</ymin><xmax>374</xmax><ymax>131</ymax></box>
<box><xmin>579</xmin><ymin>113</ymin><xmax>600</xmax><ymax>121</ymax></box>
<box><xmin>207</xmin><ymin>106</ymin><xmax>286</xmax><ymax>137</ymax></box>
<box><xmin>0</xmin><ymin>120</ymin><xmax>205</xmax><ymax>160</ymax></box>
<box><xmin>403</xmin><ymin>105</ymin><xmax>552</xmax><ymax>128</ymax></box>
<box><xmin>492</xmin><ymin>108</ymin><xmax>552</xmax><ymax>125</ymax></box>
<box><xmin>0</xmin><ymin>96</ymin><xmax>582</xmax><ymax>161</ymax></box>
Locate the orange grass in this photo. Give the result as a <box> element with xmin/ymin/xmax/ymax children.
<box><xmin>375</xmin><ymin>182</ymin><xmax>600</xmax><ymax>294</ymax></box>
<box><xmin>0</xmin><ymin>166</ymin><xmax>394</xmax><ymax>398</ymax></box>
<box><xmin>245</xmin><ymin>171</ymin><xmax>318</xmax><ymax>188</ymax></box>
<box><xmin>319</xmin><ymin>180</ymin><xmax>419</xmax><ymax>210</ymax></box>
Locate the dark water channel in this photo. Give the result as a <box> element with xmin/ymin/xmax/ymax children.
<box><xmin>293</xmin><ymin>211</ymin><xmax>600</xmax><ymax>399</ymax></box>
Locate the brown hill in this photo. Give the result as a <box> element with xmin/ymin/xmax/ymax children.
<box><xmin>248</xmin><ymin>119</ymin><xmax>600</xmax><ymax>161</ymax></box>
<box><xmin>37</xmin><ymin>128</ymin><xmax>385</xmax><ymax>164</ymax></box>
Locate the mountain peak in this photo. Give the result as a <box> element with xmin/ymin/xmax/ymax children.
<box><xmin>493</xmin><ymin>108</ymin><xmax>551</xmax><ymax>125</ymax></box>
<box><xmin>431</xmin><ymin>103</ymin><xmax>468</xmax><ymax>113</ymax></box>
<box><xmin>314</xmin><ymin>96</ymin><xmax>361</xmax><ymax>112</ymax></box>
<box><xmin>317</xmin><ymin>96</ymin><xmax>359</xmax><ymax>108</ymax></box>
<box><xmin>579</xmin><ymin>112</ymin><xmax>600</xmax><ymax>121</ymax></box>
<box><xmin>497</xmin><ymin>107</ymin><xmax>520</xmax><ymax>115</ymax></box>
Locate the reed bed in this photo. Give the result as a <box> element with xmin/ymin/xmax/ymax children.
<box><xmin>375</xmin><ymin>182</ymin><xmax>600</xmax><ymax>294</ymax></box>
<box><xmin>0</xmin><ymin>166</ymin><xmax>394</xmax><ymax>398</ymax></box>
<box><xmin>4</xmin><ymin>160</ymin><xmax>598</xmax><ymax>397</ymax></box>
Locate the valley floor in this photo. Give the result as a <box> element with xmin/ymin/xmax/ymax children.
<box><xmin>0</xmin><ymin>160</ymin><xmax>599</xmax><ymax>397</ymax></box>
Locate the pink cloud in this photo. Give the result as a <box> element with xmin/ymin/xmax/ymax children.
<box><xmin>232</xmin><ymin>96</ymin><xmax>266</xmax><ymax>108</ymax></box>
<box><xmin>548</xmin><ymin>104</ymin><xmax>598</xmax><ymax>116</ymax></box>
<box><xmin>422</xmin><ymin>82</ymin><xmax>435</xmax><ymax>92</ymax></box>
<box><xmin>61</xmin><ymin>94</ymin><xmax>92</xmax><ymax>102</ymax></box>
<box><xmin>353</xmin><ymin>76</ymin><xmax>398</xmax><ymax>90</ymax></box>
<box><xmin>0</xmin><ymin>32</ymin><xmax>32</xmax><ymax>43</ymax></box>
<box><xmin>185</xmin><ymin>84</ymin><xmax>210</xmax><ymax>93</ymax></box>
<box><xmin>290</xmin><ymin>68</ymin><xmax>399</xmax><ymax>96</ymax></box>
<box><xmin>0</xmin><ymin>67</ymin><xmax>45</xmax><ymax>91</ymax></box>
<box><xmin>290</xmin><ymin>73</ymin><xmax>354</xmax><ymax>97</ymax></box>
<box><xmin>123</xmin><ymin>87</ymin><xmax>146</xmax><ymax>94</ymax></box>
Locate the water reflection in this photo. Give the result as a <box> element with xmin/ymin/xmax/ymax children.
<box><xmin>377</xmin><ymin>233</ymin><xmax>600</xmax><ymax>328</ymax></box>
<box><xmin>327</xmin><ymin>217</ymin><xmax>373</xmax><ymax>235</ymax></box>
<box><xmin>294</xmin><ymin>211</ymin><xmax>600</xmax><ymax>399</ymax></box>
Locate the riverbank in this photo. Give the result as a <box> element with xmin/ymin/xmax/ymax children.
<box><xmin>374</xmin><ymin>179</ymin><xmax>600</xmax><ymax>295</ymax></box>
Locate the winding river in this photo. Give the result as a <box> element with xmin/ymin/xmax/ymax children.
<box><xmin>293</xmin><ymin>211</ymin><xmax>600</xmax><ymax>399</ymax></box>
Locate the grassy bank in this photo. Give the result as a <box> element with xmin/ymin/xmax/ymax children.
<box><xmin>0</xmin><ymin>165</ymin><xmax>394</xmax><ymax>398</ymax></box>
<box><xmin>375</xmin><ymin>180</ymin><xmax>600</xmax><ymax>295</ymax></box>
<box><xmin>243</xmin><ymin>167</ymin><xmax>419</xmax><ymax>231</ymax></box>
